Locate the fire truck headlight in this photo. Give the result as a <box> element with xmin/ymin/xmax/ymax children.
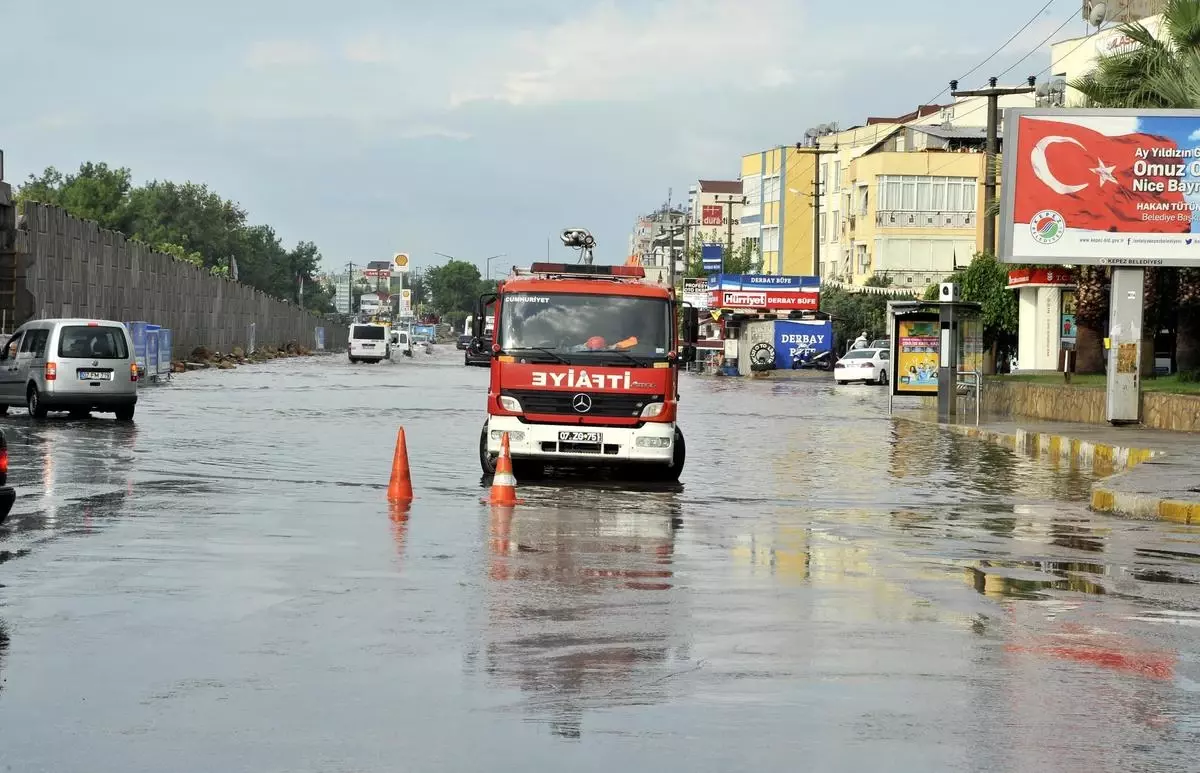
<box><xmin>499</xmin><ymin>395</ymin><xmax>522</xmax><ymax>412</ymax></box>
<box><xmin>636</xmin><ymin>435</ymin><xmax>671</xmax><ymax>448</ymax></box>
<box><xmin>639</xmin><ymin>402</ymin><xmax>665</xmax><ymax>418</ymax></box>
<box><xmin>491</xmin><ymin>430</ymin><xmax>525</xmax><ymax>443</ymax></box>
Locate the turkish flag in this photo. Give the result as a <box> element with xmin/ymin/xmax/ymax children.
<box><xmin>1012</xmin><ymin>117</ymin><xmax>1190</xmax><ymax>233</ymax></box>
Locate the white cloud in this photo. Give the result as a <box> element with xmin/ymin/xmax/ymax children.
<box><xmin>245</xmin><ymin>40</ymin><xmax>324</xmax><ymax>68</ymax></box>
<box><xmin>1189</xmin><ymin>128</ymin><xmax>1200</xmax><ymax>142</ymax></box>
<box><xmin>446</xmin><ymin>0</ymin><xmax>813</xmax><ymax>107</ymax></box>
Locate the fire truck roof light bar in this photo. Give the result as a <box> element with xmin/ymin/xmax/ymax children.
<box><xmin>527</xmin><ymin>262</ymin><xmax>646</xmax><ymax>279</ymax></box>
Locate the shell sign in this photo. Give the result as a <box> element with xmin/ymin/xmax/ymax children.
<box><xmin>393</xmin><ymin>253</ymin><xmax>410</xmax><ymax>272</ymax></box>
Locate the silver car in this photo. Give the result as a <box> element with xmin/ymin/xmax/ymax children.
<box><xmin>0</xmin><ymin>318</ymin><xmax>138</xmax><ymax>420</ymax></box>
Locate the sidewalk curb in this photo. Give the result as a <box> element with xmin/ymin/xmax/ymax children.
<box><xmin>1088</xmin><ymin>482</ymin><xmax>1200</xmax><ymax>524</ymax></box>
<box><xmin>896</xmin><ymin>416</ymin><xmax>1197</xmax><ymax>521</ymax></box>
<box><xmin>932</xmin><ymin>422</ymin><xmax>1160</xmax><ymax>473</ymax></box>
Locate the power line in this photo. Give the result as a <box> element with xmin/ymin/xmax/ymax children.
<box><xmin>958</xmin><ymin>0</ymin><xmax>1059</xmax><ymax>85</ymax></box>
<box><xmin>920</xmin><ymin>21</ymin><xmax>1112</xmax><ymax>179</ymax></box>
<box><xmin>821</xmin><ymin>0</ymin><xmax>1072</xmax><ymax>158</ymax></box>
<box><xmin>995</xmin><ymin>10</ymin><xmax>1079</xmax><ymax>80</ymax></box>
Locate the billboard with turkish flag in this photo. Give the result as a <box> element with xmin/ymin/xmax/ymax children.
<box><xmin>1000</xmin><ymin>108</ymin><xmax>1200</xmax><ymax>267</ymax></box>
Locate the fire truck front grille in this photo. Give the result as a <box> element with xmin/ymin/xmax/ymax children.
<box><xmin>505</xmin><ymin>390</ymin><xmax>662</xmax><ymax>418</ymax></box>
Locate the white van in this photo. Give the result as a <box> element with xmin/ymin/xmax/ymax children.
<box><xmin>348</xmin><ymin>323</ymin><xmax>391</xmax><ymax>363</ymax></box>
<box><xmin>390</xmin><ymin>330</ymin><xmax>413</xmax><ymax>357</ymax></box>
<box><xmin>0</xmin><ymin>318</ymin><xmax>139</xmax><ymax>420</ymax></box>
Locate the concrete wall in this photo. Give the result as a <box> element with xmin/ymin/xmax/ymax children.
<box><xmin>2</xmin><ymin>203</ymin><xmax>345</xmax><ymax>356</ymax></box>
<box><xmin>924</xmin><ymin>379</ymin><xmax>1200</xmax><ymax>432</ymax></box>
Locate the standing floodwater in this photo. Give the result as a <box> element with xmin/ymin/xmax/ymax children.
<box><xmin>0</xmin><ymin>351</ymin><xmax>1197</xmax><ymax>772</ymax></box>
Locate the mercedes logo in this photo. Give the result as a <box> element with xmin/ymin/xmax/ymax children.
<box><xmin>571</xmin><ymin>393</ymin><xmax>592</xmax><ymax>413</ymax></box>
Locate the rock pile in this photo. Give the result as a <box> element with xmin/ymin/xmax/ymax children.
<box><xmin>174</xmin><ymin>341</ymin><xmax>315</xmax><ymax>372</ymax></box>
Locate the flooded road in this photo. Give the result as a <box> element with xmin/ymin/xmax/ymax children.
<box><xmin>1</xmin><ymin>350</ymin><xmax>1199</xmax><ymax>771</ymax></box>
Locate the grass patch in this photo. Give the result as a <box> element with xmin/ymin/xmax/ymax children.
<box><xmin>992</xmin><ymin>372</ymin><xmax>1200</xmax><ymax>394</ymax></box>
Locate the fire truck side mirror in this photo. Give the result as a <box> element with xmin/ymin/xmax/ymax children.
<box><xmin>474</xmin><ymin>293</ymin><xmax>497</xmax><ymax>338</ymax></box>
<box><xmin>681</xmin><ymin>306</ymin><xmax>700</xmax><ymax>345</ymax></box>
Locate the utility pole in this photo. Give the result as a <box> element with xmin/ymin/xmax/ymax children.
<box><xmin>951</xmin><ymin>75</ymin><xmax>1037</xmax><ymax>256</ymax></box>
<box><xmin>345</xmin><ymin>261</ymin><xmax>356</xmax><ymax>318</ymax></box>
<box><xmin>793</xmin><ymin>143</ymin><xmax>838</xmax><ymax>277</ymax></box>
<box><xmin>710</xmin><ymin>194</ymin><xmax>746</xmax><ymax>259</ymax></box>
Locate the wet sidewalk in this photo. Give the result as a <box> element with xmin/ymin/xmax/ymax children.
<box><xmin>894</xmin><ymin>410</ymin><xmax>1200</xmax><ymax>523</ymax></box>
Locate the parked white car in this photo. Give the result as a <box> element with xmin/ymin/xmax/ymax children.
<box><xmin>835</xmin><ymin>347</ymin><xmax>889</xmax><ymax>385</ymax></box>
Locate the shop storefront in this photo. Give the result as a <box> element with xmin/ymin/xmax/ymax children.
<box><xmin>1008</xmin><ymin>268</ymin><xmax>1076</xmax><ymax>372</ymax></box>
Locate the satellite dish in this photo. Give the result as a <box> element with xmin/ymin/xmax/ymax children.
<box><xmin>1036</xmin><ymin>82</ymin><xmax>1050</xmax><ymax>97</ymax></box>
<box><xmin>1088</xmin><ymin>1</ymin><xmax>1107</xmax><ymax>27</ymax></box>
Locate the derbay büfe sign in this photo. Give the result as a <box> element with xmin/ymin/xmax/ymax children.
<box><xmin>706</xmin><ymin>273</ymin><xmax>820</xmax><ymax>311</ymax></box>
<box><xmin>999</xmin><ymin>107</ymin><xmax>1200</xmax><ymax>267</ymax></box>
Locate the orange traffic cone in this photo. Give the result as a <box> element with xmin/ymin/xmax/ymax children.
<box><xmin>482</xmin><ymin>432</ymin><xmax>523</xmax><ymax>505</ymax></box>
<box><xmin>388</xmin><ymin>427</ymin><xmax>414</xmax><ymax>503</ymax></box>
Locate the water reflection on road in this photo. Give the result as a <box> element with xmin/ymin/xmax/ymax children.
<box><xmin>0</xmin><ymin>352</ymin><xmax>1197</xmax><ymax>771</ymax></box>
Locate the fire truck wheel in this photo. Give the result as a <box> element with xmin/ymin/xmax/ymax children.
<box><xmin>645</xmin><ymin>428</ymin><xmax>686</xmax><ymax>482</ymax></box>
<box><xmin>479</xmin><ymin>424</ymin><xmax>498</xmax><ymax>474</ymax></box>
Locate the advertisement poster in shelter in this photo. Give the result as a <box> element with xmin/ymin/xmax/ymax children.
<box><xmin>999</xmin><ymin>108</ymin><xmax>1200</xmax><ymax>267</ymax></box>
<box><xmin>893</xmin><ymin>318</ymin><xmax>939</xmax><ymax>394</ymax></box>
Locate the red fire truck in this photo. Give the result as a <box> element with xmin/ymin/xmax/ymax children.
<box><xmin>473</xmin><ymin>260</ymin><xmax>699</xmax><ymax>480</ymax></box>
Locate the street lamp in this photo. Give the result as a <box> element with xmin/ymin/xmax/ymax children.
<box><xmin>433</xmin><ymin>252</ymin><xmax>507</xmax><ymax>279</ymax></box>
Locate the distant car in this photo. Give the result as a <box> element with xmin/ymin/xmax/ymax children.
<box><xmin>835</xmin><ymin>347</ymin><xmax>890</xmax><ymax>385</ymax></box>
<box><xmin>464</xmin><ymin>338</ymin><xmax>491</xmax><ymax>367</ymax></box>
<box><xmin>0</xmin><ymin>428</ymin><xmax>15</xmax><ymax>523</ymax></box>
<box><xmin>456</xmin><ymin>334</ymin><xmax>472</xmax><ymax>350</ymax></box>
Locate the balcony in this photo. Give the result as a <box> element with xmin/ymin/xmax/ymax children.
<box><xmin>876</xmin><ymin>210</ymin><xmax>975</xmax><ymax>229</ymax></box>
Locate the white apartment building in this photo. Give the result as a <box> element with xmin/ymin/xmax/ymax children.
<box><xmin>1048</xmin><ymin>5</ymin><xmax>1164</xmax><ymax>106</ymax></box>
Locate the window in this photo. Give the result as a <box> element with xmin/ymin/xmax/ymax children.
<box><xmin>819</xmin><ymin>212</ymin><xmax>827</xmax><ymax>242</ymax></box>
<box><xmin>762</xmin><ymin>175</ymin><xmax>781</xmax><ymax>203</ymax></box>
<box><xmin>351</xmin><ymin>325</ymin><xmax>387</xmax><ymax>340</ymax></box>
<box><xmin>20</xmin><ymin>329</ymin><xmax>48</xmax><ymax>357</ymax></box>
<box><xmin>762</xmin><ymin>225</ymin><xmax>781</xmax><ymax>252</ymax></box>
<box><xmin>743</xmin><ymin>175</ymin><xmax>762</xmax><ymax>210</ymax></box>
<box><xmin>832</xmin><ymin>163</ymin><xmax>841</xmax><ymax>192</ymax></box>
<box><xmin>500</xmin><ymin>292</ymin><xmax>670</xmax><ymax>362</ymax></box>
<box><xmin>58</xmin><ymin>326</ymin><xmax>129</xmax><ymax>359</ymax></box>
<box><xmin>876</xmin><ymin>176</ymin><xmax>977</xmax><ymax>212</ymax></box>
<box><xmin>830</xmin><ymin>210</ymin><xmax>840</xmax><ymax>241</ymax></box>
<box><xmin>3</xmin><ymin>334</ymin><xmax>21</xmax><ymax>361</ymax></box>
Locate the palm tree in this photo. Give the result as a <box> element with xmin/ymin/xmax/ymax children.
<box><xmin>1071</xmin><ymin>0</ymin><xmax>1200</xmax><ymax>371</ymax></box>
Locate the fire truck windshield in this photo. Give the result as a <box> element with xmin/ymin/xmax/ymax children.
<box><xmin>500</xmin><ymin>292</ymin><xmax>670</xmax><ymax>363</ymax></box>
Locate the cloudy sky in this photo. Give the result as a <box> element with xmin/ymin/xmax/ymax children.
<box><xmin>1</xmin><ymin>0</ymin><xmax>1085</xmax><ymax>274</ymax></box>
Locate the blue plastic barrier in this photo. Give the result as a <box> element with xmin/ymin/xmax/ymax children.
<box><xmin>146</xmin><ymin>325</ymin><xmax>160</xmax><ymax>381</ymax></box>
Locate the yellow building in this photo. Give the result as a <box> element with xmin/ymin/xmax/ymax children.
<box><xmin>739</xmin><ymin>146</ymin><xmax>818</xmax><ymax>276</ymax></box>
<box><xmin>839</xmin><ymin>126</ymin><xmax>990</xmax><ymax>289</ymax></box>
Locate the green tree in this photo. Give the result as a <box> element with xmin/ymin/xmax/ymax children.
<box><xmin>425</xmin><ymin>259</ymin><xmax>483</xmax><ymax>315</ymax></box>
<box><xmin>820</xmin><ymin>286</ymin><xmax>913</xmax><ymax>352</ymax></box>
<box><xmin>928</xmin><ymin>253</ymin><xmax>1020</xmax><ymax>366</ymax></box>
<box><xmin>1070</xmin><ymin>0</ymin><xmax>1200</xmax><ymax>371</ymax></box>
<box><xmin>17</xmin><ymin>163</ymin><xmax>135</xmax><ymax>232</ymax></box>
<box><xmin>15</xmin><ymin>161</ymin><xmax>332</xmax><ymax>307</ymax></box>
